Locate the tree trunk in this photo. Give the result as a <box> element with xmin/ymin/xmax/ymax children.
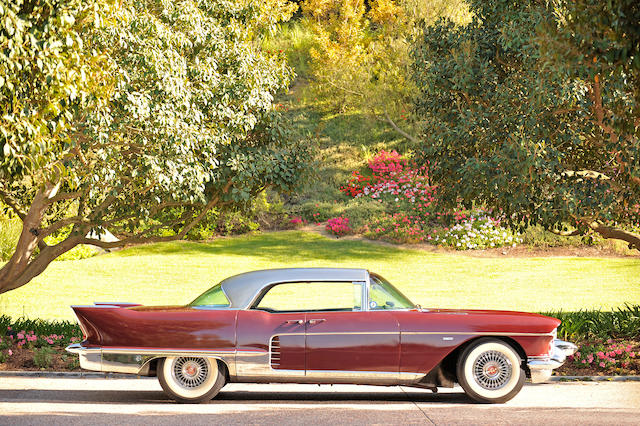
<box><xmin>0</xmin><ymin>184</ymin><xmax>61</xmax><ymax>293</ymax></box>
<box><xmin>0</xmin><ymin>189</ymin><xmax>222</xmax><ymax>294</ymax></box>
<box><xmin>0</xmin><ymin>236</ymin><xmax>82</xmax><ymax>294</ymax></box>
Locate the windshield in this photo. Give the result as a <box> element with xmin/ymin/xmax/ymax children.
<box><xmin>369</xmin><ymin>273</ymin><xmax>414</xmax><ymax>310</ymax></box>
<box><xmin>190</xmin><ymin>283</ymin><xmax>230</xmax><ymax>307</ymax></box>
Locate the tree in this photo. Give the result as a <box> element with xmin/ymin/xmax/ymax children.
<box><xmin>0</xmin><ymin>0</ymin><xmax>308</xmax><ymax>294</ymax></box>
<box><xmin>301</xmin><ymin>0</ymin><xmax>470</xmax><ymax>144</ymax></box>
<box><xmin>412</xmin><ymin>0</ymin><xmax>640</xmax><ymax>248</ymax></box>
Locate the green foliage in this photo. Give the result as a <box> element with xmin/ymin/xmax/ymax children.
<box><xmin>301</xmin><ymin>0</ymin><xmax>470</xmax><ymax>141</ymax></box>
<box><xmin>521</xmin><ymin>225</ymin><xmax>600</xmax><ymax>248</ymax></box>
<box><xmin>33</xmin><ymin>346</ymin><xmax>54</xmax><ymax>368</ymax></box>
<box><xmin>185</xmin><ymin>192</ymin><xmax>289</xmax><ymax>240</ymax></box>
<box><xmin>545</xmin><ymin>305</ymin><xmax>640</xmax><ymax>341</ymax></box>
<box><xmin>0</xmin><ymin>0</ymin><xmax>313</xmax><ymax>292</ymax></box>
<box><xmin>435</xmin><ymin>213</ymin><xmax>521</xmax><ymax>250</ymax></box>
<box><xmin>412</xmin><ymin>0</ymin><xmax>640</xmax><ymax>245</ymax></box>
<box><xmin>263</xmin><ymin>20</ymin><xmax>317</xmax><ymax>80</ymax></box>
<box><xmin>0</xmin><ymin>214</ymin><xmax>21</xmax><ymax>261</ymax></box>
<box><xmin>0</xmin><ymin>314</ymin><xmax>82</xmax><ymax>340</ymax></box>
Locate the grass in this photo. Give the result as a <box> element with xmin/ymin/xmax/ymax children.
<box><xmin>0</xmin><ymin>231</ymin><xmax>638</xmax><ymax>320</ymax></box>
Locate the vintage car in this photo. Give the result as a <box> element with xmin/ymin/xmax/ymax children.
<box><xmin>66</xmin><ymin>268</ymin><xmax>577</xmax><ymax>403</ymax></box>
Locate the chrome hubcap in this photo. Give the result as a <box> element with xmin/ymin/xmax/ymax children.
<box><xmin>473</xmin><ymin>350</ymin><xmax>512</xmax><ymax>390</ymax></box>
<box><xmin>173</xmin><ymin>357</ymin><xmax>209</xmax><ymax>389</ymax></box>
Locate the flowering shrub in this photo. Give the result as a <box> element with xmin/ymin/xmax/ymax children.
<box><xmin>340</xmin><ymin>150</ymin><xmax>436</xmax><ymax>209</ymax></box>
<box><xmin>434</xmin><ymin>212</ymin><xmax>521</xmax><ymax>250</ymax></box>
<box><xmin>326</xmin><ymin>217</ymin><xmax>352</xmax><ymax>236</ymax></box>
<box><xmin>568</xmin><ymin>339</ymin><xmax>639</xmax><ymax>373</ymax></box>
<box><xmin>289</xmin><ymin>216</ymin><xmax>305</xmax><ymax>226</ymax></box>
<box><xmin>362</xmin><ymin>212</ymin><xmax>430</xmax><ymax>244</ymax></box>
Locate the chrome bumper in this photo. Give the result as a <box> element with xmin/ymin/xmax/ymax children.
<box><xmin>527</xmin><ymin>339</ymin><xmax>578</xmax><ymax>383</ymax></box>
<box><xmin>66</xmin><ymin>343</ymin><xmax>103</xmax><ymax>372</ymax></box>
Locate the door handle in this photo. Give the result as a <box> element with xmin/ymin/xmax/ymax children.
<box><xmin>285</xmin><ymin>319</ymin><xmax>304</xmax><ymax>325</ymax></box>
<box><xmin>308</xmin><ymin>319</ymin><xmax>326</xmax><ymax>325</ymax></box>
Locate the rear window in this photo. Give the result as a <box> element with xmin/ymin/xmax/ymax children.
<box><xmin>190</xmin><ymin>283</ymin><xmax>230</xmax><ymax>307</ymax></box>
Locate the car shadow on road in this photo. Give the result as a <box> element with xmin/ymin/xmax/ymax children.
<box><xmin>0</xmin><ymin>389</ymin><xmax>475</xmax><ymax>405</ymax></box>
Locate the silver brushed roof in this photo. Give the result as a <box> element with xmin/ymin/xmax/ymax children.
<box><xmin>220</xmin><ymin>268</ymin><xmax>369</xmax><ymax>309</ymax></box>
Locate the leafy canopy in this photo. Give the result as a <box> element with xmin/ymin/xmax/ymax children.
<box><xmin>412</xmin><ymin>0</ymin><xmax>640</xmax><ymax>246</ymax></box>
<box><xmin>0</xmin><ymin>0</ymin><xmax>309</xmax><ymax>293</ymax></box>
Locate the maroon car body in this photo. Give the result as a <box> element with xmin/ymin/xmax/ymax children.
<box><xmin>67</xmin><ymin>268</ymin><xmax>576</xmax><ymax>403</ymax></box>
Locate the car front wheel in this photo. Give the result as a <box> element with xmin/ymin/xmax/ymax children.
<box><xmin>158</xmin><ymin>356</ymin><xmax>226</xmax><ymax>403</ymax></box>
<box><xmin>456</xmin><ymin>338</ymin><xmax>525</xmax><ymax>403</ymax></box>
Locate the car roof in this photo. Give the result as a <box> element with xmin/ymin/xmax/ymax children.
<box><xmin>220</xmin><ymin>268</ymin><xmax>370</xmax><ymax>309</ymax></box>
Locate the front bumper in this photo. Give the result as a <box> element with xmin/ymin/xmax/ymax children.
<box><xmin>527</xmin><ymin>339</ymin><xmax>578</xmax><ymax>383</ymax></box>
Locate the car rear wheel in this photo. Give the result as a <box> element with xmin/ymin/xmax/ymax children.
<box><xmin>158</xmin><ymin>356</ymin><xmax>225</xmax><ymax>403</ymax></box>
<box><xmin>456</xmin><ymin>338</ymin><xmax>525</xmax><ymax>403</ymax></box>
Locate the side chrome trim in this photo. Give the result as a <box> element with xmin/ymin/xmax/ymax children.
<box><xmin>65</xmin><ymin>344</ymin><xmax>244</xmax><ymax>376</ymax></box>
<box><xmin>402</xmin><ymin>331</ymin><xmax>555</xmax><ymax>337</ymax></box>
<box><xmin>272</xmin><ymin>331</ymin><xmax>555</xmax><ymax>337</ymax></box>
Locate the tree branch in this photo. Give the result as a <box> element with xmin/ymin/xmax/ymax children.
<box><xmin>381</xmin><ymin>110</ymin><xmax>420</xmax><ymax>144</ymax></box>
<box><xmin>0</xmin><ymin>188</ymin><xmax>27</xmax><ymax>220</ymax></box>
<box><xmin>589</xmin><ymin>222</ymin><xmax>640</xmax><ymax>251</ymax></box>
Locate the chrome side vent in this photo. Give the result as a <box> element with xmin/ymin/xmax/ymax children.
<box><xmin>270</xmin><ymin>336</ymin><xmax>281</xmax><ymax>369</ymax></box>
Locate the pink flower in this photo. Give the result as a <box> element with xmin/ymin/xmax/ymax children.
<box><xmin>17</xmin><ymin>333</ymin><xmax>24</xmax><ymax>340</ymax></box>
<box><xmin>7</xmin><ymin>349</ymin><xmax>12</xmax><ymax>356</ymax></box>
<box><xmin>575</xmin><ymin>351</ymin><xmax>581</xmax><ymax>358</ymax></box>
<box><xmin>596</xmin><ymin>351</ymin><xmax>605</xmax><ymax>359</ymax></box>
<box><xmin>615</xmin><ymin>349</ymin><xmax>623</xmax><ymax>355</ymax></box>
<box><xmin>630</xmin><ymin>352</ymin><xmax>636</xmax><ymax>358</ymax></box>
<box><xmin>599</xmin><ymin>362</ymin><xmax>605</xmax><ymax>367</ymax></box>
<box><xmin>581</xmin><ymin>359</ymin><xmax>587</xmax><ymax>364</ymax></box>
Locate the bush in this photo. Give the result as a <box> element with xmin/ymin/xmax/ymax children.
<box><xmin>326</xmin><ymin>217</ymin><xmax>351</xmax><ymax>236</ymax></box>
<box><xmin>33</xmin><ymin>347</ymin><xmax>54</xmax><ymax>369</ymax></box>
<box><xmin>544</xmin><ymin>304</ymin><xmax>640</xmax><ymax>340</ymax></box>
<box><xmin>185</xmin><ymin>192</ymin><xmax>289</xmax><ymax>239</ymax></box>
<box><xmin>0</xmin><ymin>315</ymin><xmax>82</xmax><ymax>342</ymax></box>
<box><xmin>434</xmin><ymin>212</ymin><xmax>521</xmax><ymax>250</ymax></box>
<box><xmin>568</xmin><ymin>340</ymin><xmax>638</xmax><ymax>372</ymax></box>
<box><xmin>363</xmin><ymin>212</ymin><xmax>429</xmax><ymax>244</ymax></box>
<box><xmin>520</xmin><ymin>224</ymin><xmax>601</xmax><ymax>248</ymax></box>
<box><xmin>543</xmin><ymin>305</ymin><xmax>640</xmax><ymax>341</ymax></box>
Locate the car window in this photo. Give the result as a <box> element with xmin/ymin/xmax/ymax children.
<box><xmin>189</xmin><ymin>283</ymin><xmax>231</xmax><ymax>307</ymax></box>
<box><xmin>254</xmin><ymin>281</ymin><xmax>362</xmax><ymax>312</ymax></box>
<box><xmin>369</xmin><ymin>274</ymin><xmax>414</xmax><ymax>310</ymax></box>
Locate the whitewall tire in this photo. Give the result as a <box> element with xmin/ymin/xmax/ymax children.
<box><xmin>456</xmin><ymin>338</ymin><xmax>525</xmax><ymax>403</ymax></box>
<box><xmin>158</xmin><ymin>356</ymin><xmax>226</xmax><ymax>403</ymax></box>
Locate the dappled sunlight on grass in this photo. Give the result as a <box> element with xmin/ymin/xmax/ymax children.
<box><xmin>0</xmin><ymin>231</ymin><xmax>638</xmax><ymax>320</ymax></box>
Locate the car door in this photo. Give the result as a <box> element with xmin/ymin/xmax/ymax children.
<box><xmin>305</xmin><ymin>310</ymin><xmax>400</xmax><ymax>374</ymax></box>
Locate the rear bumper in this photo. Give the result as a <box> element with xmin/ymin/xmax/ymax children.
<box><xmin>527</xmin><ymin>339</ymin><xmax>578</xmax><ymax>383</ymax></box>
<box><xmin>66</xmin><ymin>343</ymin><xmax>103</xmax><ymax>372</ymax></box>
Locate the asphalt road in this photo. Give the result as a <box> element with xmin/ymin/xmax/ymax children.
<box><xmin>1</xmin><ymin>377</ymin><xmax>639</xmax><ymax>425</ymax></box>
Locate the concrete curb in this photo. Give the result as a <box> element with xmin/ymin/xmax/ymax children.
<box><xmin>1</xmin><ymin>370</ymin><xmax>639</xmax><ymax>381</ymax></box>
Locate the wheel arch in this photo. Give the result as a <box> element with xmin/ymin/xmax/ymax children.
<box><xmin>140</xmin><ymin>355</ymin><xmax>231</xmax><ymax>380</ymax></box>
<box><xmin>439</xmin><ymin>336</ymin><xmax>528</xmax><ymax>383</ymax></box>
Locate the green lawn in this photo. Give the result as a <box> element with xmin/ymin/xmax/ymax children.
<box><xmin>1</xmin><ymin>231</ymin><xmax>638</xmax><ymax>320</ymax></box>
